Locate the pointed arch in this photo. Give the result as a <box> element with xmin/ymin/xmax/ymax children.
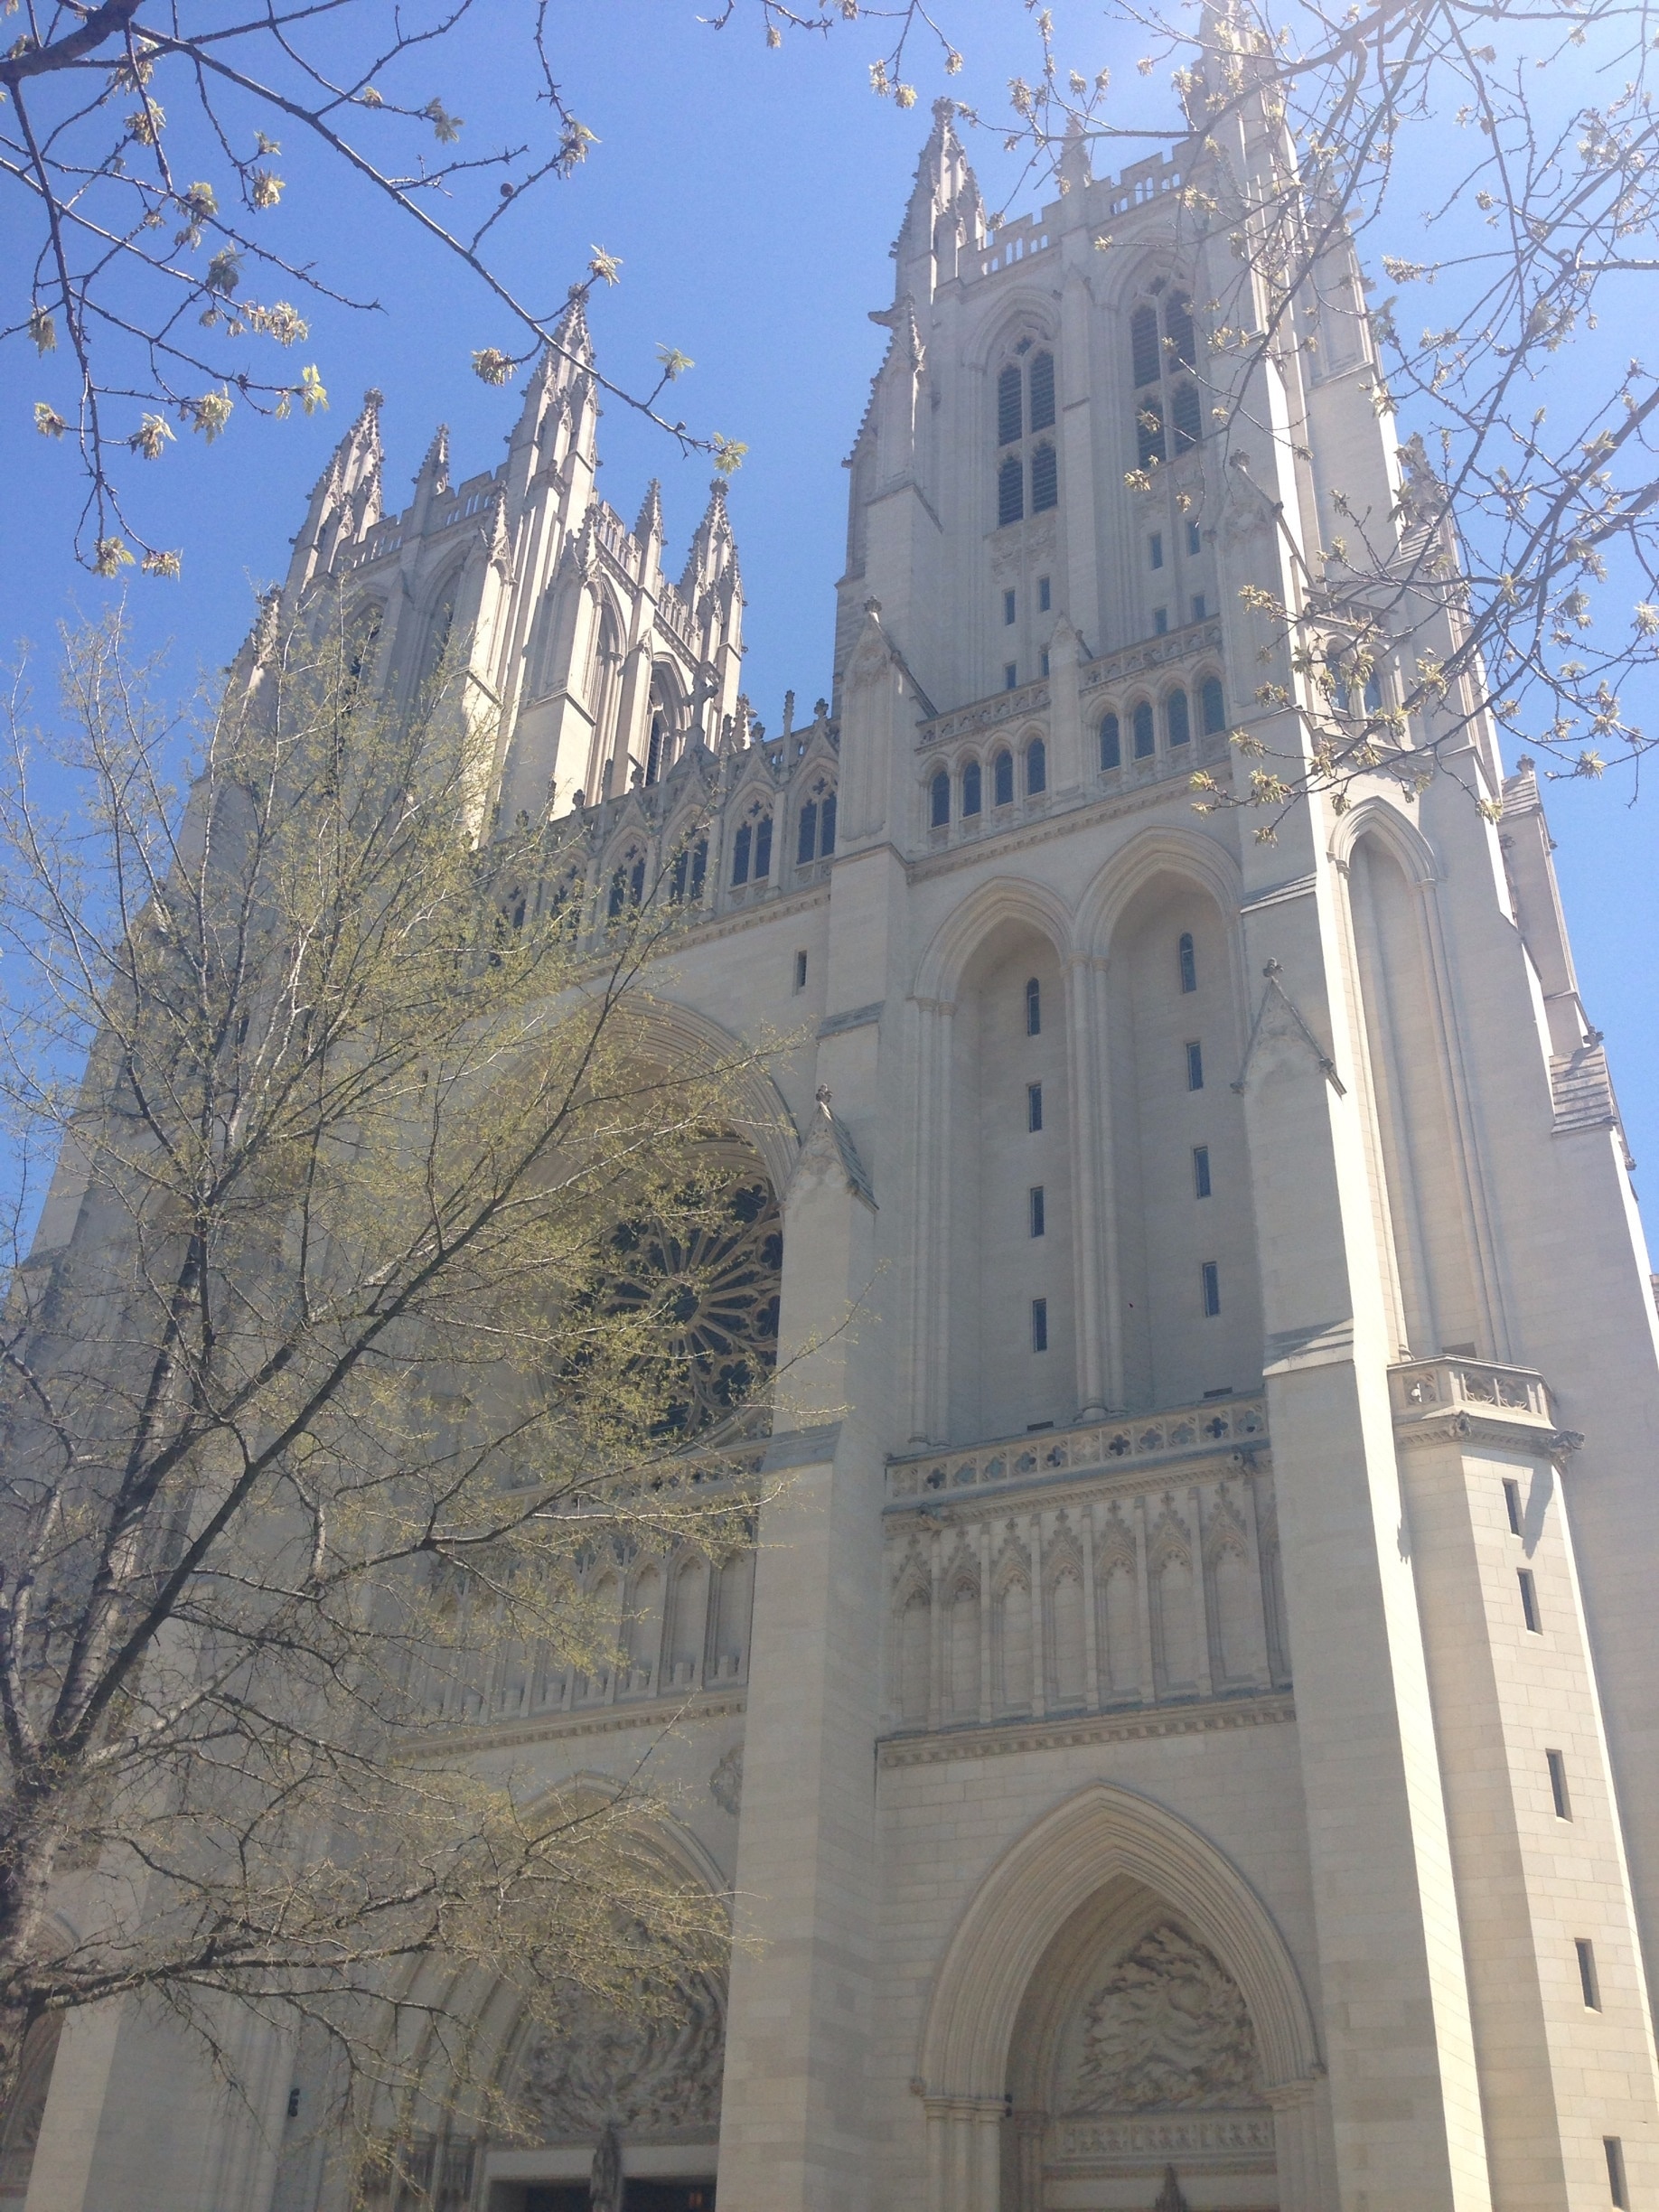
<box><xmin>917</xmin><ymin>1782</ymin><xmax>1320</xmax><ymax>2100</ymax></box>
<box><xmin>1075</xmin><ymin>825</ymin><xmax>1243</xmax><ymax>968</ymax></box>
<box><xmin>1326</xmin><ymin>792</ymin><xmax>1443</xmax><ymax>885</ymax></box>
<box><xmin>912</xmin><ymin>876</ymin><xmax>1074</xmax><ymax>1006</ymax></box>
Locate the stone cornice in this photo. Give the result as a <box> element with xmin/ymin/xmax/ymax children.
<box><xmin>877</xmin><ymin>1690</ymin><xmax>1295</xmax><ymax>1767</ymax></box>
<box><xmin>399</xmin><ymin>1689</ymin><xmax>745</xmax><ymax>1762</ymax></box>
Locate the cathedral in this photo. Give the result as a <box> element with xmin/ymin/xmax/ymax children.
<box><xmin>10</xmin><ymin>81</ymin><xmax>1659</xmax><ymax>2212</ymax></box>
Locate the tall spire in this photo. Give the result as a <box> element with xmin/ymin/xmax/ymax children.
<box><xmin>410</xmin><ymin>423</ymin><xmax>450</xmax><ymax>531</ymax></box>
<box><xmin>892</xmin><ymin>97</ymin><xmax>985</xmax><ymax>303</ymax></box>
<box><xmin>285</xmin><ymin>387</ymin><xmax>383</xmax><ymax>592</ymax></box>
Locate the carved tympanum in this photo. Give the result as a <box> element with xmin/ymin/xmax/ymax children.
<box><xmin>517</xmin><ymin>1974</ymin><xmax>726</xmax><ymax>2141</ymax></box>
<box><xmin>1068</xmin><ymin>1922</ymin><xmax>1262</xmax><ymax>2114</ymax></box>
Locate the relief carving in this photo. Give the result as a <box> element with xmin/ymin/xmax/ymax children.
<box><xmin>1068</xmin><ymin>1922</ymin><xmax>1263</xmax><ymax>2113</ymax></box>
<box><xmin>517</xmin><ymin>1972</ymin><xmax>726</xmax><ymax>2141</ymax></box>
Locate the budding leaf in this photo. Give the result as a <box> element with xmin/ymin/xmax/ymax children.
<box><xmin>33</xmin><ymin>402</ymin><xmax>66</xmax><ymax>438</ymax></box>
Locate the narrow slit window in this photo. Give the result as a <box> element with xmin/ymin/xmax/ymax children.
<box><xmin>1038</xmin><ymin>575</ymin><xmax>1052</xmax><ymax>613</ymax></box>
<box><xmin>1186</xmin><ymin>1041</ymin><xmax>1204</xmax><ymax>1092</ymax></box>
<box><xmin>1577</xmin><ymin>1937</ymin><xmax>1601</xmax><ymax>2010</ymax></box>
<box><xmin>1519</xmin><ymin>1569</ymin><xmax>1542</xmax><ymax>1634</ymax></box>
<box><xmin>1201</xmin><ymin>1261</ymin><xmax>1221</xmax><ymax>1317</ymax></box>
<box><xmin>1547</xmin><ymin>1749</ymin><xmax>1571</xmax><ymax>1821</ymax></box>
<box><xmin>1100</xmin><ymin>713</ymin><xmax>1121</xmax><ymax>772</ymax></box>
<box><xmin>1192</xmin><ymin>595</ymin><xmax>1207</xmax><ymax>623</ymax></box>
<box><xmin>1504</xmin><ymin>1477</ymin><xmax>1523</xmax><ymax>1535</ymax></box>
<box><xmin>1005</xmin><ymin>661</ymin><xmax>1018</xmax><ymax>691</ymax></box>
<box><xmin>1031</xmin><ymin>1297</ymin><xmax>1049</xmax><ymax>1352</ymax></box>
<box><xmin>931</xmin><ymin>768</ymin><xmax>951</xmax><ymax>828</ymax></box>
<box><xmin>1606</xmin><ymin>2138</ymin><xmax>1628</xmax><ymax>2208</ymax></box>
<box><xmin>1153</xmin><ymin>607</ymin><xmax>1169</xmax><ymax>636</ymax></box>
<box><xmin>1004</xmin><ymin>587</ymin><xmax>1017</xmax><ymax>625</ymax></box>
<box><xmin>1027</xmin><ymin>1082</ymin><xmax>1044</xmax><ymax>1133</ymax></box>
<box><xmin>1178</xmin><ymin>932</ymin><xmax>1198</xmax><ymax>993</ymax></box>
<box><xmin>793</xmin><ymin>950</ymin><xmax>808</xmax><ymax>991</ymax></box>
<box><xmin>1026</xmin><ymin>977</ymin><xmax>1042</xmax><ymax>1036</ymax></box>
<box><xmin>1150</xmin><ymin>532</ymin><xmax>1165</xmax><ymax>570</ymax></box>
<box><xmin>1193</xmin><ymin>1145</ymin><xmax>1212</xmax><ymax>1199</ymax></box>
<box><xmin>1187</xmin><ymin>519</ymin><xmax>1203</xmax><ymax>556</ymax></box>
<box><xmin>962</xmin><ymin>760</ymin><xmax>982</xmax><ymax>816</ymax></box>
<box><xmin>1029</xmin><ymin>1186</ymin><xmax>1045</xmax><ymax>1238</ymax></box>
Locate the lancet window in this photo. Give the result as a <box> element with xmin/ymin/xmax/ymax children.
<box><xmin>994</xmin><ymin>336</ymin><xmax>1059</xmax><ymax>526</ymax></box>
<box><xmin>1130</xmin><ymin>284</ymin><xmax>1202</xmax><ymax>470</ymax></box>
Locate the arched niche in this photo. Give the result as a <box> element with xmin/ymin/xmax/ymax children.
<box><xmin>1095</xmin><ymin>859</ymin><xmax>1261</xmax><ymax>1412</ymax></box>
<box><xmin>944</xmin><ymin>911</ymin><xmax>1076</xmax><ymax>1439</ymax></box>
<box><xmin>918</xmin><ymin>1785</ymin><xmax>1326</xmax><ymax>2212</ymax></box>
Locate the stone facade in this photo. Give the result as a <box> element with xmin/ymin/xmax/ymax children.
<box><xmin>15</xmin><ymin>85</ymin><xmax>1659</xmax><ymax>2212</ymax></box>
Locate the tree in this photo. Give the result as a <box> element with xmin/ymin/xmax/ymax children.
<box><xmin>0</xmin><ymin>605</ymin><xmax>789</xmax><ymax>2151</ymax></box>
<box><xmin>1</xmin><ymin>0</ymin><xmax>942</xmax><ymax>574</ymax></box>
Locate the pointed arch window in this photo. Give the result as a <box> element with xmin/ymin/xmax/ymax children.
<box><xmin>1026</xmin><ymin>737</ymin><xmax>1047</xmax><ymax>795</ymax></box>
<box><xmin>645</xmin><ymin>714</ymin><xmax>666</xmax><ymax>786</ymax></box>
<box><xmin>731</xmin><ymin>821</ymin><xmax>752</xmax><ymax>886</ymax></box>
<box><xmin>1028</xmin><ymin>350</ymin><xmax>1056</xmax><ymax>431</ymax></box>
<box><xmin>1201</xmin><ymin>675</ymin><xmax>1226</xmax><ymax>735</ymax></box>
<box><xmin>998</xmin><ymin>456</ymin><xmax>1025</xmax><ymax>527</ymax></box>
<box><xmin>1131</xmin><ymin>305</ymin><xmax>1161</xmax><ymax>389</ymax></box>
<box><xmin>1172</xmin><ymin>383</ymin><xmax>1202</xmax><ymax>453</ymax></box>
<box><xmin>1167</xmin><ymin>687</ymin><xmax>1191</xmax><ymax>747</ymax></box>
<box><xmin>998</xmin><ymin>364</ymin><xmax>1024</xmax><ymax>445</ymax></box>
<box><xmin>754</xmin><ymin>812</ymin><xmax>773</xmax><ymax>877</ymax></box>
<box><xmin>1132</xmin><ymin>699</ymin><xmax>1156</xmax><ymax>758</ymax></box>
<box><xmin>961</xmin><ymin>759</ymin><xmax>982</xmax><ymax>816</ymax></box>
<box><xmin>796</xmin><ymin>781</ymin><xmax>836</xmax><ymax>867</ymax></box>
<box><xmin>1130</xmin><ymin>288</ymin><xmax>1203</xmax><ymax>470</ymax></box>
<box><xmin>1137</xmin><ymin>396</ymin><xmax>1167</xmax><ymax>470</ymax></box>
<box><xmin>931</xmin><ymin>768</ymin><xmax>951</xmax><ymax>828</ymax></box>
<box><xmin>993</xmin><ymin>749</ymin><xmax>1015</xmax><ymax>806</ymax></box>
<box><xmin>1166</xmin><ymin>293</ymin><xmax>1196</xmax><ymax>371</ymax></box>
<box><xmin>1100</xmin><ymin>712</ymin><xmax>1121</xmax><ymax>771</ymax></box>
<box><xmin>1030</xmin><ymin>443</ymin><xmax>1058</xmax><ymax>514</ymax></box>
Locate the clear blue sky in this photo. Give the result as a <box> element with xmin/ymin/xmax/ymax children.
<box><xmin>3</xmin><ymin>0</ymin><xmax>1655</xmax><ymax>1214</ymax></box>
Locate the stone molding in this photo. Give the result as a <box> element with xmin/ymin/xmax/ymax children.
<box><xmin>401</xmin><ymin>1690</ymin><xmax>745</xmax><ymax>1761</ymax></box>
<box><xmin>878</xmin><ymin>1690</ymin><xmax>1294</xmax><ymax>1767</ymax></box>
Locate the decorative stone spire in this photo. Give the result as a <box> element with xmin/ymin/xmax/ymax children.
<box><xmin>891</xmin><ymin>96</ymin><xmax>985</xmax><ymax>301</ymax></box>
<box><xmin>285</xmin><ymin>388</ymin><xmax>383</xmax><ymax>590</ymax></box>
<box><xmin>680</xmin><ymin>477</ymin><xmax>736</xmax><ymax>599</ymax></box>
<box><xmin>410</xmin><ymin>423</ymin><xmax>450</xmax><ymax>531</ymax></box>
<box><xmin>634</xmin><ymin>479</ymin><xmax>664</xmax><ymax>548</ymax></box>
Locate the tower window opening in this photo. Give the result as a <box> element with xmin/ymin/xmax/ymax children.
<box><xmin>1038</xmin><ymin>575</ymin><xmax>1052</xmax><ymax>613</ymax></box>
<box><xmin>1519</xmin><ymin>1569</ymin><xmax>1542</xmax><ymax>1633</ymax></box>
<box><xmin>1031</xmin><ymin>1297</ymin><xmax>1049</xmax><ymax>1352</ymax></box>
<box><xmin>1577</xmin><ymin>1937</ymin><xmax>1601</xmax><ymax>2010</ymax></box>
<box><xmin>1186</xmin><ymin>1040</ymin><xmax>1204</xmax><ymax>1092</ymax></box>
<box><xmin>998</xmin><ymin>456</ymin><xmax>1025</xmax><ymax>526</ymax></box>
<box><xmin>1154</xmin><ymin>608</ymin><xmax>1169</xmax><ymax>637</ymax></box>
<box><xmin>1131</xmin><ymin>304</ymin><xmax>1160</xmax><ymax>388</ymax></box>
<box><xmin>754</xmin><ymin>812</ymin><xmax>773</xmax><ymax>878</ymax></box>
<box><xmin>1167</xmin><ymin>688</ymin><xmax>1191</xmax><ymax>746</ymax></box>
<box><xmin>1138</xmin><ymin>397</ymin><xmax>1167</xmax><ymax>469</ymax></box>
<box><xmin>645</xmin><ymin>713</ymin><xmax>666</xmax><ymax>786</ymax></box>
<box><xmin>731</xmin><ymin>822</ymin><xmax>753</xmax><ymax>886</ymax></box>
<box><xmin>1202</xmin><ymin>676</ymin><xmax>1226</xmax><ymax>735</ymax></box>
<box><xmin>796</xmin><ymin>800</ymin><xmax>817</xmax><ymax>867</ymax></box>
<box><xmin>1606</xmin><ymin>2138</ymin><xmax>1629</xmax><ymax>2209</ymax></box>
<box><xmin>1026</xmin><ymin>738</ymin><xmax>1047</xmax><ymax>794</ymax></box>
<box><xmin>1364</xmin><ymin>667</ymin><xmax>1384</xmax><ymax>713</ymax></box>
<box><xmin>1173</xmin><ymin>382</ymin><xmax>1202</xmax><ymax>452</ymax></box>
<box><xmin>1029</xmin><ymin>349</ymin><xmax>1056</xmax><ymax>431</ymax></box>
<box><xmin>794</xmin><ymin>949</ymin><xmax>809</xmax><ymax>990</ymax></box>
<box><xmin>1029</xmin><ymin>1185</ymin><xmax>1046</xmax><ymax>1237</ymax></box>
<box><xmin>1193</xmin><ymin>1144</ymin><xmax>1212</xmax><ymax>1198</ymax></box>
<box><xmin>819</xmin><ymin>791</ymin><xmax>836</xmax><ymax>855</ymax></box>
<box><xmin>1504</xmin><ymin>1476</ymin><xmax>1523</xmax><ymax>1534</ymax></box>
<box><xmin>691</xmin><ymin>839</ymin><xmax>707</xmax><ymax>896</ymax></box>
<box><xmin>1192</xmin><ymin>595</ymin><xmax>1207</xmax><ymax>623</ymax></box>
<box><xmin>629</xmin><ymin>856</ymin><xmax>646</xmax><ymax>905</ymax></box>
<box><xmin>1178</xmin><ymin>932</ymin><xmax>1198</xmax><ymax>994</ymax></box>
<box><xmin>1201</xmin><ymin>1261</ymin><xmax>1221</xmax><ymax>1317</ymax></box>
<box><xmin>1166</xmin><ymin>292</ymin><xmax>1196</xmax><ymax>371</ymax></box>
<box><xmin>998</xmin><ymin>362</ymin><xmax>1023</xmax><ymax>445</ymax></box>
<box><xmin>962</xmin><ymin>759</ymin><xmax>983</xmax><ymax>815</ymax></box>
<box><xmin>1150</xmin><ymin>532</ymin><xmax>1165</xmax><ymax>570</ymax></box>
<box><xmin>1040</xmin><ymin>648</ymin><xmax>1050</xmax><ymax>680</ymax></box>
<box><xmin>1027</xmin><ymin>1081</ymin><xmax>1044</xmax><ymax>1132</ymax></box>
<box><xmin>1004</xmin><ymin>588</ymin><xmax>1017</xmax><ymax>625</ymax></box>
<box><xmin>1547</xmin><ymin>1749</ymin><xmax>1572</xmax><ymax>1820</ymax></box>
<box><xmin>1187</xmin><ymin>519</ymin><xmax>1203</xmax><ymax>556</ymax></box>
<box><xmin>1030</xmin><ymin>442</ymin><xmax>1058</xmax><ymax>513</ymax></box>
<box><xmin>670</xmin><ymin>848</ymin><xmax>689</xmax><ymax>902</ymax></box>
<box><xmin>1005</xmin><ymin>662</ymin><xmax>1018</xmax><ymax>691</ymax></box>
<box><xmin>994</xmin><ymin>750</ymin><xmax>1015</xmax><ymax>806</ymax></box>
<box><xmin>1026</xmin><ymin>977</ymin><xmax>1042</xmax><ymax>1036</ymax></box>
<box><xmin>1100</xmin><ymin>713</ymin><xmax>1121</xmax><ymax>772</ymax></box>
<box><xmin>931</xmin><ymin>768</ymin><xmax>951</xmax><ymax>828</ymax></box>
<box><xmin>1133</xmin><ymin>700</ymin><xmax>1156</xmax><ymax>758</ymax></box>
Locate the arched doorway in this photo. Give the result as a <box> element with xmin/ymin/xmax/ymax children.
<box><xmin>918</xmin><ymin>1786</ymin><xmax>1328</xmax><ymax>2212</ymax></box>
<box><xmin>1006</xmin><ymin>1883</ymin><xmax>1276</xmax><ymax>2211</ymax></box>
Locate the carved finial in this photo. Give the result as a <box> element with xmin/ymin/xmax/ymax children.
<box><xmin>815</xmin><ymin>1083</ymin><xmax>833</xmax><ymax>1115</ymax></box>
<box><xmin>1153</xmin><ymin>2168</ymin><xmax>1189</xmax><ymax>2212</ymax></box>
<box><xmin>1263</xmin><ymin>960</ymin><xmax>1281</xmax><ymax>978</ymax></box>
